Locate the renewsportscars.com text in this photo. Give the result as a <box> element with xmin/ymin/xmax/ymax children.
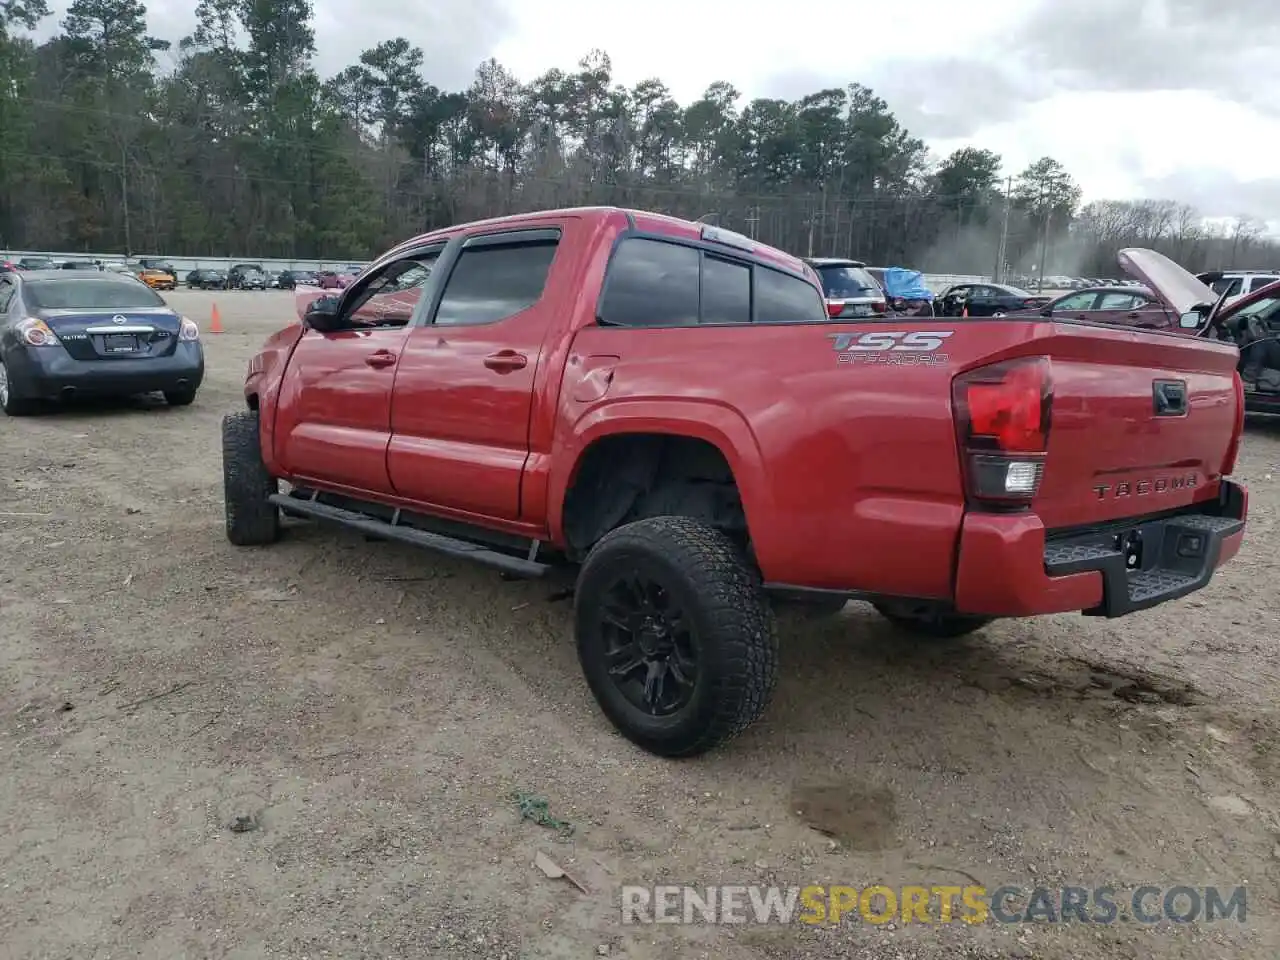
<box><xmin>621</xmin><ymin>884</ymin><xmax>1247</xmax><ymax>925</ymax></box>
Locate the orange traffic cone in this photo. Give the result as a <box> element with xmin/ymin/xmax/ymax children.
<box><xmin>962</xmin><ymin>304</ymin><xmax>969</xmax><ymax>318</ymax></box>
<box><xmin>209</xmin><ymin>304</ymin><xmax>223</xmax><ymax>334</ymax></box>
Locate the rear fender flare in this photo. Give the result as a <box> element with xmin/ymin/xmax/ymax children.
<box><xmin>547</xmin><ymin>399</ymin><xmax>773</xmax><ymax>549</ymax></box>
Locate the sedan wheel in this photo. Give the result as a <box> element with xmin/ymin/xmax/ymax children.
<box><xmin>0</xmin><ymin>358</ymin><xmax>35</xmax><ymax>416</ymax></box>
<box><xmin>993</xmin><ymin>310</ymin><xmax>1007</xmax><ymax>317</ymax></box>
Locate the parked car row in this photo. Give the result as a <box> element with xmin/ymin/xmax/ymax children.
<box><xmin>1009</xmin><ymin>274</ymin><xmax>1148</xmax><ymax>292</ymax></box>
<box><xmin>181</xmin><ymin>265</ymin><xmax>362</xmax><ymax>291</ymax></box>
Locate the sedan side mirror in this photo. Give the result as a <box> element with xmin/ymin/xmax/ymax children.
<box><xmin>1178</xmin><ymin>310</ymin><xmax>1202</xmax><ymax>329</ymax></box>
<box><xmin>304</xmin><ymin>296</ymin><xmax>343</xmax><ymax>332</ymax></box>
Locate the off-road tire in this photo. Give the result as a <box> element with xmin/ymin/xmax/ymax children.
<box><xmin>164</xmin><ymin>387</ymin><xmax>197</xmax><ymax>406</ymax></box>
<box><xmin>0</xmin><ymin>358</ymin><xmax>36</xmax><ymax>416</ymax></box>
<box><xmin>872</xmin><ymin>600</ymin><xmax>993</xmax><ymax>640</ymax></box>
<box><xmin>222</xmin><ymin>410</ymin><xmax>280</xmax><ymax>546</ymax></box>
<box><xmin>575</xmin><ymin>516</ymin><xmax>779</xmax><ymax>758</ymax></box>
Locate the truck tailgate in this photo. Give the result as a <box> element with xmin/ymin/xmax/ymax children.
<box><xmin>1005</xmin><ymin>321</ymin><xmax>1241</xmax><ymax>531</ymax></box>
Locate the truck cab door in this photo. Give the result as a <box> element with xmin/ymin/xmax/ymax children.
<box><xmin>273</xmin><ymin>247</ymin><xmax>442</xmax><ymax>494</ymax></box>
<box><xmin>387</xmin><ymin>226</ymin><xmax>566</xmax><ymax>522</ymax></box>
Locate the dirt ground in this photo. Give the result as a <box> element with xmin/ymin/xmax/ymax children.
<box><xmin>3</xmin><ymin>289</ymin><xmax>1279</xmax><ymax>960</ymax></box>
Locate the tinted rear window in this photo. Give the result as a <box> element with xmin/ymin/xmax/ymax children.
<box><xmin>26</xmin><ymin>279</ymin><xmax>166</xmax><ymax>310</ymax></box>
<box><xmin>816</xmin><ymin>264</ymin><xmax>879</xmax><ymax>298</ymax></box>
<box><xmin>600</xmin><ymin>239</ymin><xmax>700</xmax><ymax>326</ymax></box>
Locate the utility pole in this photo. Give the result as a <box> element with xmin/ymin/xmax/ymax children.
<box><xmin>745</xmin><ymin>206</ymin><xmax>760</xmax><ymax>240</ymax></box>
<box><xmin>119</xmin><ymin>141</ymin><xmax>132</xmax><ymax>257</ymax></box>
<box><xmin>994</xmin><ymin>175</ymin><xmax>1012</xmax><ymax>283</ymax></box>
<box><xmin>807</xmin><ymin>189</ymin><xmax>828</xmax><ymax>257</ymax></box>
<box><xmin>1036</xmin><ymin>184</ymin><xmax>1053</xmax><ymax>291</ymax></box>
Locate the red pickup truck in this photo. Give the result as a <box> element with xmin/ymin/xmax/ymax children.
<box><xmin>223</xmin><ymin>207</ymin><xmax>1248</xmax><ymax>757</ymax></box>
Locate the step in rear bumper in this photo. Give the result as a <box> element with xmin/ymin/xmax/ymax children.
<box><xmin>953</xmin><ymin>480</ymin><xmax>1247</xmax><ymax>618</ymax></box>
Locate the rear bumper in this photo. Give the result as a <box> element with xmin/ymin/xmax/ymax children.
<box><xmin>6</xmin><ymin>342</ymin><xmax>205</xmax><ymax>399</ymax></box>
<box><xmin>953</xmin><ymin>480</ymin><xmax>1247</xmax><ymax>618</ymax></box>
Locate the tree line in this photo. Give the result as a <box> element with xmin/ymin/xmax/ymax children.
<box><xmin>1</xmin><ymin>0</ymin><xmax>1275</xmax><ymax>277</ymax></box>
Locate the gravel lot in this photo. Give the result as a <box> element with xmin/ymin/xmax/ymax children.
<box><xmin>3</xmin><ymin>289</ymin><xmax>1279</xmax><ymax>960</ymax></box>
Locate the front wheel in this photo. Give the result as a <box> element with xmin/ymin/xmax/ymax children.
<box><xmin>222</xmin><ymin>411</ymin><xmax>280</xmax><ymax>546</ymax></box>
<box><xmin>872</xmin><ymin>600</ymin><xmax>993</xmax><ymax>640</ymax></box>
<box><xmin>575</xmin><ymin>516</ymin><xmax>779</xmax><ymax>758</ymax></box>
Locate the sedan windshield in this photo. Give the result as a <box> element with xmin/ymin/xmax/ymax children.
<box><xmin>26</xmin><ymin>278</ymin><xmax>167</xmax><ymax>310</ymax></box>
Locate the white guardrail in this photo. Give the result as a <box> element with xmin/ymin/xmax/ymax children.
<box><xmin>1</xmin><ymin>249</ymin><xmax>990</xmax><ymax>293</ymax></box>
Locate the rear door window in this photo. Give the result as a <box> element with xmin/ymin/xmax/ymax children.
<box><xmin>599</xmin><ymin>238</ymin><xmax>700</xmax><ymax>326</ymax></box>
<box><xmin>433</xmin><ymin>231</ymin><xmax>560</xmax><ymax>326</ymax></box>
<box><xmin>1246</xmin><ymin>276</ymin><xmax>1279</xmax><ymax>295</ymax></box>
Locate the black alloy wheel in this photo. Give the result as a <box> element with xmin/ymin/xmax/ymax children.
<box><xmin>598</xmin><ymin>571</ymin><xmax>700</xmax><ymax>716</ymax></box>
<box><xmin>575</xmin><ymin>516</ymin><xmax>779</xmax><ymax>757</ymax></box>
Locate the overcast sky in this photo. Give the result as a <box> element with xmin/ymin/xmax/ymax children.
<box><xmin>42</xmin><ymin>0</ymin><xmax>1280</xmax><ymax>226</ymax></box>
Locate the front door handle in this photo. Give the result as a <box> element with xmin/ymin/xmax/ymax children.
<box><xmin>484</xmin><ymin>350</ymin><xmax>527</xmax><ymax>373</ymax></box>
<box><xmin>365</xmin><ymin>350</ymin><xmax>397</xmax><ymax>368</ymax></box>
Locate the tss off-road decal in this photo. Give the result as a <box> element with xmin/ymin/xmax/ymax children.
<box><xmin>828</xmin><ymin>330</ymin><xmax>955</xmax><ymax>365</ymax></box>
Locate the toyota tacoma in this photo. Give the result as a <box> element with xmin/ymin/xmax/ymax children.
<box><xmin>222</xmin><ymin>207</ymin><xmax>1248</xmax><ymax>757</ymax></box>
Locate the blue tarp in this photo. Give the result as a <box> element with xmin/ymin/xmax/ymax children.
<box><xmin>880</xmin><ymin>267</ymin><xmax>933</xmax><ymax>301</ymax></box>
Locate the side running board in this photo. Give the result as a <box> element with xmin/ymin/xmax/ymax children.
<box><xmin>268</xmin><ymin>493</ymin><xmax>550</xmax><ymax>579</ymax></box>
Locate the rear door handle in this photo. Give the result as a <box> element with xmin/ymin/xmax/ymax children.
<box><xmin>365</xmin><ymin>350</ymin><xmax>397</xmax><ymax>368</ymax></box>
<box><xmin>484</xmin><ymin>351</ymin><xmax>527</xmax><ymax>373</ymax></box>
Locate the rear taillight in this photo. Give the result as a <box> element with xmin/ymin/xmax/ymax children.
<box><xmin>179</xmin><ymin>316</ymin><xmax>200</xmax><ymax>341</ymax></box>
<box><xmin>1023</xmin><ymin>299</ymin><xmax>1039</xmax><ymax>309</ymax></box>
<box><xmin>871</xmin><ymin>301</ymin><xmax>887</xmax><ymax>314</ymax></box>
<box><xmin>825</xmin><ymin>300</ymin><xmax>843</xmax><ymax>318</ymax></box>
<box><xmin>952</xmin><ymin>356</ymin><xmax>1053</xmax><ymax>507</ymax></box>
<box><xmin>1223</xmin><ymin>369</ymin><xmax>1245</xmax><ymax>475</ymax></box>
<box><xmin>17</xmin><ymin>318</ymin><xmax>58</xmax><ymax>347</ymax></box>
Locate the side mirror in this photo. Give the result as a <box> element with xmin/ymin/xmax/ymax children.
<box><xmin>1178</xmin><ymin>311</ymin><xmax>1202</xmax><ymax>329</ymax></box>
<box><xmin>304</xmin><ymin>296</ymin><xmax>343</xmax><ymax>332</ymax></box>
<box><xmin>1039</xmin><ymin>305</ymin><xmax>1053</xmax><ymax>317</ymax></box>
